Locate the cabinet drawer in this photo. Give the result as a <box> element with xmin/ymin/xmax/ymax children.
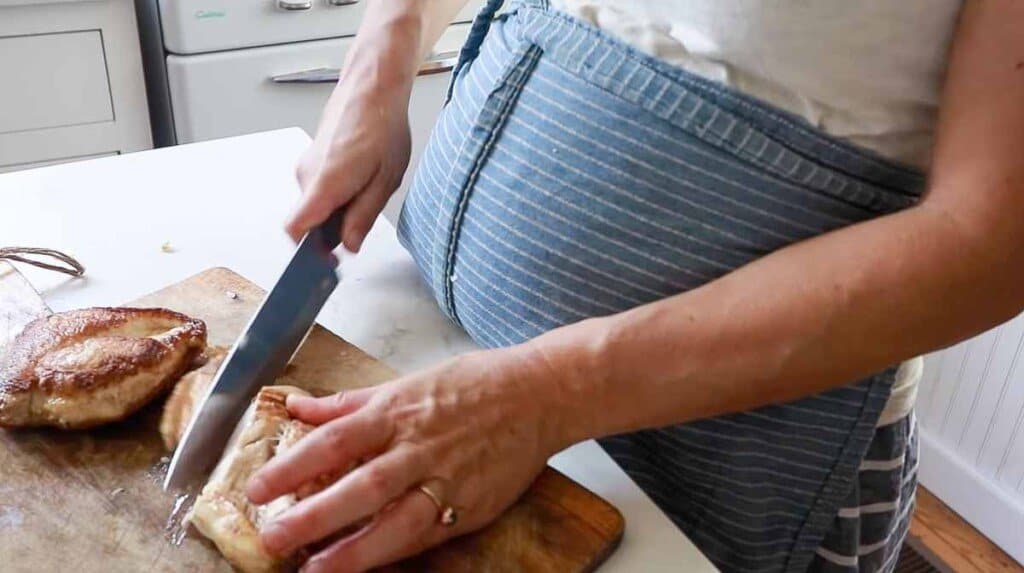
<box><xmin>0</xmin><ymin>30</ymin><xmax>113</xmax><ymax>134</ymax></box>
<box><xmin>167</xmin><ymin>23</ymin><xmax>468</xmax><ymax>144</ymax></box>
<box><xmin>160</xmin><ymin>0</ymin><xmax>483</xmax><ymax>55</ymax></box>
<box><xmin>168</xmin><ymin>23</ymin><xmax>469</xmax><ymax>220</ymax></box>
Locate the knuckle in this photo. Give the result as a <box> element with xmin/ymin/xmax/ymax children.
<box><xmin>318</xmin><ymin>160</ymin><xmax>344</xmax><ymax>182</ymax></box>
<box><xmin>361</xmin><ymin>465</ymin><xmax>392</xmax><ymax>499</ymax></box>
<box><xmin>331</xmin><ymin>391</ymin><xmax>353</xmax><ymax>411</ymax></box>
<box><xmin>248</xmin><ymin>471</ymin><xmax>273</xmax><ymax>495</ymax></box>
<box><xmin>321</xmin><ymin>421</ymin><xmax>351</xmax><ymax>453</ymax></box>
<box><xmin>327</xmin><ymin>135</ymin><xmax>362</xmax><ymax>157</ymax></box>
<box><xmin>270</xmin><ymin>515</ymin><xmax>302</xmax><ymax>543</ymax></box>
<box><xmin>259</xmin><ymin>463</ymin><xmax>292</xmax><ymax>490</ymax></box>
<box><xmin>373</xmin><ymin>389</ymin><xmax>401</xmax><ymax>411</ymax></box>
<box><xmin>295</xmin><ymin>160</ymin><xmax>314</xmax><ymax>187</ymax></box>
<box><xmin>401</xmin><ymin>447</ymin><xmax>429</xmax><ymax>475</ymax></box>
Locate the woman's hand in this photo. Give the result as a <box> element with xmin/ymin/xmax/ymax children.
<box><xmin>286</xmin><ymin>0</ymin><xmax>471</xmax><ymax>250</ymax></box>
<box><xmin>246</xmin><ymin>346</ymin><xmax>575</xmax><ymax>573</ymax></box>
<box><xmin>286</xmin><ymin>69</ymin><xmax>413</xmax><ymax>251</ymax></box>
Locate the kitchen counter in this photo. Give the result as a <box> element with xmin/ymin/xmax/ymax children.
<box><xmin>0</xmin><ymin>128</ymin><xmax>715</xmax><ymax>572</ymax></box>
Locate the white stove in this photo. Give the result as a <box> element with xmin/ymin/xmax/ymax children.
<box><xmin>136</xmin><ymin>0</ymin><xmax>480</xmax><ymax>217</ymax></box>
<box><xmin>156</xmin><ymin>0</ymin><xmax>482</xmax><ymax>55</ymax></box>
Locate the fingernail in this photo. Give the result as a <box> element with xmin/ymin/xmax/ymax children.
<box><xmin>261</xmin><ymin>521</ymin><xmax>289</xmax><ymax>555</ymax></box>
<box><xmin>284</xmin><ymin>221</ymin><xmax>302</xmax><ymax>243</ymax></box>
<box><xmin>247</xmin><ymin>474</ymin><xmax>268</xmax><ymax>502</ymax></box>
<box><xmin>344</xmin><ymin>228</ymin><xmax>366</xmax><ymax>253</ymax></box>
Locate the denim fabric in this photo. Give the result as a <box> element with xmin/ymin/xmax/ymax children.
<box><xmin>397</xmin><ymin>1</ymin><xmax>925</xmax><ymax>571</ymax></box>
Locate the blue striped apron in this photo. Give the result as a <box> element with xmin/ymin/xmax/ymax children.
<box><xmin>397</xmin><ymin>1</ymin><xmax>923</xmax><ymax>571</ymax></box>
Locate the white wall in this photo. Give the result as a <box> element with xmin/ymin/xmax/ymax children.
<box><xmin>918</xmin><ymin>313</ymin><xmax>1024</xmax><ymax>563</ymax></box>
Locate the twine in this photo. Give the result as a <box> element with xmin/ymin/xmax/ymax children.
<box><xmin>0</xmin><ymin>247</ymin><xmax>85</xmax><ymax>277</ymax></box>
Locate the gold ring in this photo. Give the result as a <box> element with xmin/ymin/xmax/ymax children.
<box><xmin>417</xmin><ymin>482</ymin><xmax>458</xmax><ymax>527</ymax></box>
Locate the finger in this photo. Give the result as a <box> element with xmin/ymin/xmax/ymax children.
<box><xmin>286</xmin><ymin>159</ymin><xmax>374</xmax><ymax>240</ymax></box>
<box><xmin>247</xmin><ymin>412</ymin><xmax>390</xmax><ymax>505</ymax></box>
<box><xmin>340</xmin><ymin>173</ymin><xmax>397</xmax><ymax>252</ymax></box>
<box><xmin>300</xmin><ymin>487</ymin><xmax>441</xmax><ymax>573</ymax></box>
<box><xmin>260</xmin><ymin>446</ymin><xmax>427</xmax><ymax>556</ymax></box>
<box><xmin>286</xmin><ymin>387</ymin><xmax>377</xmax><ymax>425</ymax></box>
<box><xmin>286</xmin><ymin>185</ymin><xmax>340</xmax><ymax>242</ymax></box>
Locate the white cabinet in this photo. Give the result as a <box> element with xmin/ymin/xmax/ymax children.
<box><xmin>159</xmin><ymin>0</ymin><xmax>368</xmax><ymax>55</ymax></box>
<box><xmin>140</xmin><ymin>0</ymin><xmax>482</xmax><ymax>219</ymax></box>
<box><xmin>159</xmin><ymin>0</ymin><xmax>481</xmax><ymax>55</ymax></box>
<box><xmin>167</xmin><ymin>24</ymin><xmax>468</xmax><ymax>143</ymax></box>
<box><xmin>0</xmin><ymin>0</ymin><xmax>152</xmax><ymax>172</ymax></box>
<box><xmin>167</xmin><ymin>23</ymin><xmax>470</xmax><ymax>220</ymax></box>
<box><xmin>0</xmin><ymin>31</ymin><xmax>113</xmax><ymax>134</ymax></box>
<box><xmin>0</xmin><ymin>152</ymin><xmax>117</xmax><ymax>175</ymax></box>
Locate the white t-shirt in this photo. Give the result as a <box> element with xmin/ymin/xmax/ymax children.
<box><xmin>551</xmin><ymin>0</ymin><xmax>943</xmax><ymax>421</ymax></box>
<box><xmin>551</xmin><ymin>0</ymin><xmax>963</xmax><ymax>170</ymax></box>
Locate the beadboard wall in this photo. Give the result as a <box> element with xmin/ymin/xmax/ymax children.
<box><xmin>918</xmin><ymin>312</ymin><xmax>1024</xmax><ymax>564</ymax></box>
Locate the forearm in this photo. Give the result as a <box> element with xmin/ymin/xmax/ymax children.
<box><xmin>531</xmin><ymin>199</ymin><xmax>1021</xmax><ymax>441</ymax></box>
<box><xmin>521</xmin><ymin>0</ymin><xmax>1024</xmax><ymax>446</ymax></box>
<box><xmin>342</xmin><ymin>0</ymin><xmax>469</xmax><ymax>95</ymax></box>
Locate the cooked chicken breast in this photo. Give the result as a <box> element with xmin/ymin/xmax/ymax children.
<box><xmin>160</xmin><ymin>346</ymin><xmax>228</xmax><ymax>451</ymax></box>
<box><xmin>0</xmin><ymin>307</ymin><xmax>207</xmax><ymax>429</ymax></box>
<box><xmin>189</xmin><ymin>386</ymin><xmax>316</xmax><ymax>573</ymax></box>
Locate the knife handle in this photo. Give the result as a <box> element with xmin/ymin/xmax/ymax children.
<box><xmin>309</xmin><ymin>208</ymin><xmax>345</xmax><ymax>254</ymax></box>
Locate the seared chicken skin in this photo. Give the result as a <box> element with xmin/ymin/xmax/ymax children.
<box><xmin>0</xmin><ymin>307</ymin><xmax>206</xmax><ymax>429</ymax></box>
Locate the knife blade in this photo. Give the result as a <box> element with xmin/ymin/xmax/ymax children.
<box><xmin>163</xmin><ymin>209</ymin><xmax>345</xmax><ymax>492</ymax></box>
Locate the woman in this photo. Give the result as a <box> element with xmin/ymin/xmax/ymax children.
<box><xmin>246</xmin><ymin>1</ymin><xmax>1024</xmax><ymax>571</ymax></box>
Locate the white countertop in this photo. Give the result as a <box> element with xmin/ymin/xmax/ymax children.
<box><xmin>0</xmin><ymin>128</ymin><xmax>715</xmax><ymax>572</ymax></box>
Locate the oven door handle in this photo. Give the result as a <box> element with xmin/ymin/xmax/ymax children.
<box><xmin>270</xmin><ymin>51</ymin><xmax>459</xmax><ymax>84</ymax></box>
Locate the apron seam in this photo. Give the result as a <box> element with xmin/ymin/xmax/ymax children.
<box><xmin>440</xmin><ymin>43</ymin><xmax>544</xmax><ymax>323</ymax></box>
<box><xmin>784</xmin><ymin>370</ymin><xmax>896</xmax><ymax>572</ymax></box>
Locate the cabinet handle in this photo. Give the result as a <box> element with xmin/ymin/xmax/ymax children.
<box><xmin>270</xmin><ymin>68</ymin><xmax>339</xmax><ymax>83</ymax></box>
<box><xmin>417</xmin><ymin>51</ymin><xmax>460</xmax><ymax>77</ymax></box>
<box><xmin>325</xmin><ymin>0</ymin><xmax>358</xmax><ymax>5</ymax></box>
<box><xmin>277</xmin><ymin>0</ymin><xmax>313</xmax><ymax>10</ymax></box>
<box><xmin>270</xmin><ymin>51</ymin><xmax>459</xmax><ymax>84</ymax></box>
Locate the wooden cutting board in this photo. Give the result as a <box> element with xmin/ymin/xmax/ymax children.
<box><xmin>0</xmin><ymin>267</ymin><xmax>624</xmax><ymax>572</ymax></box>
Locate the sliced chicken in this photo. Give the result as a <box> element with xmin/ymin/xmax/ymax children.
<box><xmin>160</xmin><ymin>346</ymin><xmax>228</xmax><ymax>451</ymax></box>
<box><xmin>0</xmin><ymin>307</ymin><xmax>207</xmax><ymax>429</ymax></box>
<box><xmin>188</xmin><ymin>386</ymin><xmax>317</xmax><ymax>573</ymax></box>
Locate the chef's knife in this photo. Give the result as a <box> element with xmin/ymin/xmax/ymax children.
<box><xmin>163</xmin><ymin>209</ymin><xmax>345</xmax><ymax>492</ymax></box>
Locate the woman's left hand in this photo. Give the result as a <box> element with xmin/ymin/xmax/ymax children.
<box><xmin>246</xmin><ymin>345</ymin><xmax>574</xmax><ymax>573</ymax></box>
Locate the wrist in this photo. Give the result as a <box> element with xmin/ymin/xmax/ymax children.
<box><xmin>344</xmin><ymin>3</ymin><xmax>425</xmax><ymax>95</ymax></box>
<box><xmin>517</xmin><ymin>318</ymin><xmax>615</xmax><ymax>450</ymax></box>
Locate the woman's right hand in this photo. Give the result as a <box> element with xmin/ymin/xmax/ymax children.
<box><xmin>286</xmin><ymin>0</ymin><xmax>470</xmax><ymax>250</ymax></box>
<box><xmin>285</xmin><ymin>48</ymin><xmax>415</xmax><ymax>251</ymax></box>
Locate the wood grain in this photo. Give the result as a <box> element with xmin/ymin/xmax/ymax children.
<box><xmin>908</xmin><ymin>486</ymin><xmax>1023</xmax><ymax>573</ymax></box>
<box><xmin>0</xmin><ymin>267</ymin><xmax>624</xmax><ymax>572</ymax></box>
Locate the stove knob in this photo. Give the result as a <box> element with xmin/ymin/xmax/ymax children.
<box><xmin>277</xmin><ymin>0</ymin><xmax>313</xmax><ymax>10</ymax></box>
